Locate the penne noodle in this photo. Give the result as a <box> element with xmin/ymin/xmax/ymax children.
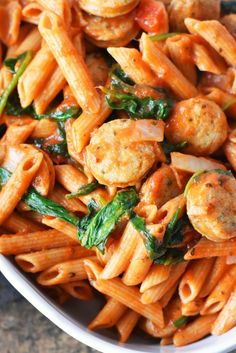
<box><xmin>200</xmin><ymin>265</ymin><xmax>236</xmax><ymax>315</ymax></box>
<box><xmin>14</xmin><ymin>27</ymin><xmax>41</xmax><ymax>55</ymax></box>
<box><xmin>55</xmin><ymin>164</ymin><xmax>111</xmax><ymax>206</ymax></box>
<box><xmin>100</xmin><ymin>222</ymin><xmax>140</xmax><ymax>280</ymax></box>
<box><xmin>36</xmin><ymin>0</ymin><xmax>71</xmax><ymax>28</ymax></box>
<box><xmin>37</xmin><ymin>256</ymin><xmax>96</xmax><ymax>286</ymax></box>
<box><xmin>71</xmin><ymin>95</ymin><xmax>111</xmax><ymax>153</ymax></box>
<box><xmin>116</xmin><ymin>310</ymin><xmax>140</xmax><ymax>343</ymax></box>
<box><xmin>185</xmin><ymin>18</ymin><xmax>236</xmax><ymax>67</ymax></box>
<box><xmin>3</xmin><ymin>120</ymin><xmax>37</xmax><ymax>145</ymax></box>
<box><xmin>3</xmin><ymin>211</ymin><xmax>45</xmax><ymax>233</ymax></box>
<box><xmin>199</xmin><ymin>257</ymin><xmax>229</xmax><ymax>298</ymax></box>
<box><xmin>141</xmin><ymin>262</ymin><xmax>188</xmax><ymax>304</ymax></box>
<box><xmin>34</xmin><ymin>66</ymin><xmax>66</xmax><ymax>114</ymax></box>
<box><xmin>18</xmin><ymin>44</ymin><xmax>56</xmax><ymax>107</ymax></box>
<box><xmin>181</xmin><ymin>298</ymin><xmax>205</xmax><ymax>316</ymax></box>
<box><xmin>84</xmin><ymin>259</ymin><xmax>164</xmax><ymax>328</ymax></box>
<box><xmin>159</xmin><ymin>282</ymin><xmax>179</xmax><ymax>308</ymax></box>
<box><xmin>88</xmin><ymin>298</ymin><xmax>127</xmax><ymax>330</ymax></box>
<box><xmin>30</xmin><ymin>118</ymin><xmax>58</xmax><ymax>139</ymax></box>
<box><xmin>179</xmin><ymin>258</ymin><xmax>215</xmax><ymax>304</ymax></box>
<box><xmin>0</xmin><ymin>152</ymin><xmax>43</xmax><ymax>225</ymax></box>
<box><xmin>107</xmin><ymin>47</ymin><xmax>160</xmax><ymax>86</ymax></box>
<box><xmin>39</xmin><ymin>11</ymin><xmax>100</xmax><ymax>113</ymax></box>
<box><xmin>171</xmin><ymin>152</ymin><xmax>226</xmax><ymax>173</ymax></box>
<box><xmin>0</xmin><ymin>1</ymin><xmax>22</xmax><ymax>46</ymax></box>
<box><xmin>15</xmin><ymin>245</ymin><xmax>93</xmax><ymax>273</ymax></box>
<box><xmin>60</xmin><ymin>280</ymin><xmax>93</xmax><ymax>301</ymax></box>
<box><xmin>166</xmin><ymin>34</ymin><xmax>197</xmax><ymax>84</ymax></box>
<box><xmin>184</xmin><ymin>238</ymin><xmax>236</xmax><ymax>260</ymax></box>
<box><xmin>205</xmin><ymin>87</ymin><xmax>236</xmax><ymax>120</ymax></box>
<box><xmin>192</xmin><ymin>41</ymin><xmax>227</xmax><ymax>75</ymax></box>
<box><xmin>122</xmin><ymin>236</ymin><xmax>152</xmax><ymax>286</ymax></box>
<box><xmin>0</xmin><ymin>229</ymin><xmax>77</xmax><ymax>255</ymax></box>
<box><xmin>140</xmin><ymin>264</ymin><xmax>172</xmax><ymax>293</ymax></box>
<box><xmin>42</xmin><ymin>216</ymin><xmax>78</xmax><ymax>241</ymax></box>
<box><xmin>211</xmin><ymin>285</ymin><xmax>236</xmax><ymax>335</ymax></box>
<box><xmin>173</xmin><ymin>314</ymin><xmax>217</xmax><ymax>347</ymax></box>
<box><xmin>141</xmin><ymin>33</ymin><xmax>198</xmax><ymax>99</ymax></box>
<box><xmin>22</xmin><ymin>2</ymin><xmax>44</xmax><ymax>25</ymax></box>
<box><xmin>49</xmin><ymin>184</ymin><xmax>87</xmax><ymax>214</ymax></box>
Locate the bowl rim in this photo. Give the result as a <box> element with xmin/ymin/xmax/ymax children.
<box><xmin>0</xmin><ymin>254</ymin><xmax>235</xmax><ymax>353</ymax></box>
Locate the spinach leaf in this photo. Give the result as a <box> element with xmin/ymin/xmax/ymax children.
<box><xmin>78</xmin><ymin>188</ymin><xmax>139</xmax><ymax>253</ymax></box>
<box><xmin>162</xmin><ymin>140</ymin><xmax>188</xmax><ymax>157</ymax></box>
<box><xmin>32</xmin><ymin>121</ymin><xmax>69</xmax><ymax>158</ymax></box>
<box><xmin>0</xmin><ymin>51</ymin><xmax>33</xmax><ymax>116</ymax></box>
<box><xmin>6</xmin><ymin>93</ymin><xmax>35</xmax><ymax>116</ymax></box>
<box><xmin>150</xmin><ymin>32</ymin><xmax>179</xmax><ymax>42</ymax></box>
<box><xmin>111</xmin><ymin>65</ymin><xmax>135</xmax><ymax>85</ymax></box>
<box><xmin>104</xmin><ymin>89</ymin><xmax>172</xmax><ymax>120</ymax></box>
<box><xmin>5</xmin><ymin>92</ymin><xmax>81</xmax><ymax>121</ymax></box>
<box><xmin>130</xmin><ymin>208</ymin><xmax>187</xmax><ymax>265</ymax></box>
<box><xmin>0</xmin><ymin>167</ymin><xmax>79</xmax><ymax>226</ymax></box>
<box><xmin>221</xmin><ymin>0</ymin><xmax>236</xmax><ymax>13</ymax></box>
<box><xmin>78</xmin><ymin>199</ymin><xmax>99</xmax><ymax>234</ymax></box>
<box><xmin>173</xmin><ymin>316</ymin><xmax>189</xmax><ymax>329</ymax></box>
<box><xmin>66</xmin><ymin>181</ymin><xmax>100</xmax><ymax>199</ymax></box>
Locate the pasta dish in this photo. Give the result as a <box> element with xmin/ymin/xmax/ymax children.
<box><xmin>0</xmin><ymin>0</ymin><xmax>236</xmax><ymax>347</ymax></box>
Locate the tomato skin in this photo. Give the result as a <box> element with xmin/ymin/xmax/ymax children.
<box><xmin>135</xmin><ymin>0</ymin><xmax>169</xmax><ymax>34</ymax></box>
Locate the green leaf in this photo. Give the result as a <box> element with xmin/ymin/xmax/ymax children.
<box><xmin>173</xmin><ymin>316</ymin><xmax>189</xmax><ymax>329</ymax></box>
<box><xmin>111</xmin><ymin>64</ymin><xmax>135</xmax><ymax>86</ymax></box>
<box><xmin>66</xmin><ymin>181</ymin><xmax>100</xmax><ymax>199</ymax></box>
<box><xmin>0</xmin><ymin>51</ymin><xmax>33</xmax><ymax>116</ymax></box>
<box><xmin>105</xmin><ymin>89</ymin><xmax>172</xmax><ymax>120</ymax></box>
<box><xmin>4</xmin><ymin>52</ymin><xmax>29</xmax><ymax>74</ymax></box>
<box><xmin>5</xmin><ymin>93</ymin><xmax>35</xmax><ymax>116</ymax></box>
<box><xmin>78</xmin><ymin>188</ymin><xmax>139</xmax><ymax>253</ymax></box>
<box><xmin>150</xmin><ymin>32</ymin><xmax>179</xmax><ymax>42</ymax></box>
<box><xmin>162</xmin><ymin>140</ymin><xmax>188</xmax><ymax>156</ymax></box>
<box><xmin>0</xmin><ymin>167</ymin><xmax>80</xmax><ymax>226</ymax></box>
<box><xmin>130</xmin><ymin>208</ymin><xmax>187</xmax><ymax>265</ymax></box>
<box><xmin>222</xmin><ymin>98</ymin><xmax>236</xmax><ymax>111</ymax></box>
<box><xmin>221</xmin><ymin>1</ymin><xmax>236</xmax><ymax>14</ymax></box>
<box><xmin>37</xmin><ymin>106</ymin><xmax>81</xmax><ymax>122</ymax></box>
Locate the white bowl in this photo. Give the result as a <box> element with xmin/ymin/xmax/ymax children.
<box><xmin>0</xmin><ymin>254</ymin><xmax>235</xmax><ymax>353</ymax></box>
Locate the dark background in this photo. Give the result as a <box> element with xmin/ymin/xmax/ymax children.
<box><xmin>0</xmin><ymin>273</ymin><xmax>98</xmax><ymax>353</ymax></box>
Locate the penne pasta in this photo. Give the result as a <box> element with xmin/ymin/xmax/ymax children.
<box><xmin>184</xmin><ymin>238</ymin><xmax>236</xmax><ymax>260</ymax></box>
<box><xmin>185</xmin><ymin>18</ymin><xmax>236</xmax><ymax>67</ymax></box>
<box><xmin>3</xmin><ymin>211</ymin><xmax>45</xmax><ymax>233</ymax></box>
<box><xmin>141</xmin><ymin>33</ymin><xmax>198</xmax><ymax>99</ymax></box>
<box><xmin>181</xmin><ymin>298</ymin><xmax>205</xmax><ymax>316</ymax></box>
<box><xmin>15</xmin><ymin>245</ymin><xmax>93</xmax><ymax>273</ymax></box>
<box><xmin>37</xmin><ymin>256</ymin><xmax>96</xmax><ymax>286</ymax></box>
<box><xmin>122</xmin><ymin>236</ymin><xmax>152</xmax><ymax>286</ymax></box>
<box><xmin>88</xmin><ymin>297</ymin><xmax>127</xmax><ymax>330</ymax></box>
<box><xmin>211</xmin><ymin>285</ymin><xmax>236</xmax><ymax>335</ymax></box>
<box><xmin>200</xmin><ymin>265</ymin><xmax>236</xmax><ymax>315</ymax></box>
<box><xmin>0</xmin><ymin>1</ymin><xmax>22</xmax><ymax>46</ymax></box>
<box><xmin>199</xmin><ymin>257</ymin><xmax>229</xmax><ymax>298</ymax></box>
<box><xmin>107</xmin><ymin>47</ymin><xmax>160</xmax><ymax>86</ymax></box>
<box><xmin>42</xmin><ymin>216</ymin><xmax>78</xmax><ymax>241</ymax></box>
<box><xmin>84</xmin><ymin>259</ymin><xmax>164</xmax><ymax>328</ymax></box>
<box><xmin>39</xmin><ymin>11</ymin><xmax>100</xmax><ymax>113</ymax></box>
<box><xmin>60</xmin><ymin>280</ymin><xmax>93</xmax><ymax>300</ymax></box>
<box><xmin>141</xmin><ymin>262</ymin><xmax>188</xmax><ymax>304</ymax></box>
<box><xmin>140</xmin><ymin>264</ymin><xmax>172</xmax><ymax>293</ymax></box>
<box><xmin>173</xmin><ymin>314</ymin><xmax>217</xmax><ymax>347</ymax></box>
<box><xmin>116</xmin><ymin>310</ymin><xmax>140</xmax><ymax>343</ymax></box>
<box><xmin>179</xmin><ymin>258</ymin><xmax>215</xmax><ymax>304</ymax></box>
<box><xmin>0</xmin><ymin>229</ymin><xmax>77</xmax><ymax>255</ymax></box>
<box><xmin>18</xmin><ymin>44</ymin><xmax>56</xmax><ymax>107</ymax></box>
<box><xmin>0</xmin><ymin>152</ymin><xmax>43</xmax><ymax>225</ymax></box>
